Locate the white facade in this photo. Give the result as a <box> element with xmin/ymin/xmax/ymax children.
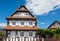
<box><xmin>13</xmin><ymin>12</ymin><xmax>31</xmax><ymax>17</ymax></box>
<box><xmin>6</xmin><ymin>31</ymin><xmax>37</xmax><ymax>41</ymax></box>
<box><xmin>9</xmin><ymin>20</ymin><xmax>35</xmax><ymax>26</ymax></box>
<box><xmin>8</xmin><ymin>31</ymin><xmax>36</xmax><ymax>37</ymax></box>
<box><xmin>6</xmin><ymin>37</ymin><xmax>37</xmax><ymax>41</ymax></box>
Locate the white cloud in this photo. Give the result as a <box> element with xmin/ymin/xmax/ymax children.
<box><xmin>25</xmin><ymin>0</ymin><xmax>60</xmax><ymax>15</ymax></box>
<box><xmin>41</xmin><ymin>22</ymin><xmax>45</xmax><ymax>25</ymax></box>
<box><xmin>0</xmin><ymin>23</ymin><xmax>7</xmax><ymax>27</ymax></box>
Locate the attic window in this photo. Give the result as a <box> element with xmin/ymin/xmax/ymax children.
<box><xmin>29</xmin><ymin>22</ymin><xmax>33</xmax><ymax>25</ymax></box>
<box><xmin>12</xmin><ymin>21</ymin><xmax>16</xmax><ymax>25</ymax></box>
<box><xmin>21</xmin><ymin>22</ymin><xmax>24</xmax><ymax>25</ymax></box>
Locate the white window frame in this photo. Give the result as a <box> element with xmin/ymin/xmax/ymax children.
<box><xmin>21</xmin><ymin>21</ymin><xmax>24</xmax><ymax>26</ymax></box>
<box><xmin>29</xmin><ymin>21</ymin><xmax>33</xmax><ymax>25</ymax></box>
<box><xmin>29</xmin><ymin>31</ymin><xmax>33</xmax><ymax>36</ymax></box>
<box><xmin>12</xmin><ymin>21</ymin><xmax>16</xmax><ymax>25</ymax></box>
<box><xmin>20</xmin><ymin>31</ymin><xmax>24</xmax><ymax>36</ymax></box>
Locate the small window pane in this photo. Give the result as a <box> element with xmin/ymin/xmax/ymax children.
<box><xmin>16</xmin><ymin>31</ymin><xmax>18</xmax><ymax>35</ymax></box>
<box><xmin>21</xmin><ymin>22</ymin><xmax>24</xmax><ymax>25</ymax></box>
<box><xmin>29</xmin><ymin>22</ymin><xmax>32</xmax><ymax>25</ymax></box>
<box><xmin>29</xmin><ymin>32</ymin><xmax>33</xmax><ymax>36</ymax></box>
<box><xmin>12</xmin><ymin>21</ymin><xmax>16</xmax><ymax>25</ymax></box>
<box><xmin>20</xmin><ymin>32</ymin><xmax>24</xmax><ymax>36</ymax></box>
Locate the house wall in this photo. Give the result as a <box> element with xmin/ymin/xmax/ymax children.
<box><xmin>13</xmin><ymin>12</ymin><xmax>31</xmax><ymax>17</ymax></box>
<box><xmin>9</xmin><ymin>20</ymin><xmax>35</xmax><ymax>26</ymax></box>
<box><xmin>5</xmin><ymin>31</ymin><xmax>38</xmax><ymax>41</ymax></box>
<box><xmin>8</xmin><ymin>31</ymin><xmax>36</xmax><ymax>38</ymax></box>
<box><xmin>50</xmin><ymin>22</ymin><xmax>60</xmax><ymax>28</ymax></box>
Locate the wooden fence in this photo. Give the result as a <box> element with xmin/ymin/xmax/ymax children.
<box><xmin>40</xmin><ymin>38</ymin><xmax>60</xmax><ymax>41</ymax></box>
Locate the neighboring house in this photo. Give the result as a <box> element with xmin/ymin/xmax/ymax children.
<box><xmin>48</xmin><ymin>21</ymin><xmax>60</xmax><ymax>29</ymax></box>
<box><xmin>3</xmin><ymin>6</ymin><xmax>39</xmax><ymax>41</ymax></box>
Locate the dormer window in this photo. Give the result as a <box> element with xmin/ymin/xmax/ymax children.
<box><xmin>21</xmin><ymin>22</ymin><xmax>24</xmax><ymax>25</ymax></box>
<box><xmin>12</xmin><ymin>21</ymin><xmax>16</xmax><ymax>25</ymax></box>
<box><xmin>29</xmin><ymin>22</ymin><xmax>32</xmax><ymax>25</ymax></box>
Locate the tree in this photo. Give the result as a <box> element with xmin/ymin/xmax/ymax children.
<box><xmin>45</xmin><ymin>29</ymin><xmax>55</xmax><ymax>38</ymax></box>
<box><xmin>38</xmin><ymin>28</ymin><xmax>60</xmax><ymax>38</ymax></box>
<box><xmin>0</xmin><ymin>31</ymin><xmax>4</xmax><ymax>37</ymax></box>
<box><xmin>53</xmin><ymin>28</ymin><xmax>60</xmax><ymax>38</ymax></box>
<box><xmin>38</xmin><ymin>29</ymin><xmax>46</xmax><ymax>38</ymax></box>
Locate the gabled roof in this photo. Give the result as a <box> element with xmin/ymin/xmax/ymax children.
<box><xmin>6</xmin><ymin>6</ymin><xmax>37</xmax><ymax>20</ymax></box>
<box><xmin>3</xmin><ymin>26</ymin><xmax>39</xmax><ymax>31</ymax></box>
<box><xmin>17</xmin><ymin>6</ymin><xmax>29</xmax><ymax>11</ymax></box>
<box><xmin>11</xmin><ymin>6</ymin><xmax>34</xmax><ymax>16</ymax></box>
<box><xmin>48</xmin><ymin>20</ymin><xmax>60</xmax><ymax>29</ymax></box>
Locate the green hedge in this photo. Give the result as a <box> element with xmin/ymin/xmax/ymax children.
<box><xmin>0</xmin><ymin>31</ymin><xmax>4</xmax><ymax>37</ymax></box>
<box><xmin>38</xmin><ymin>28</ymin><xmax>60</xmax><ymax>38</ymax></box>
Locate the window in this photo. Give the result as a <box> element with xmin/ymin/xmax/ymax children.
<box><xmin>7</xmin><ymin>31</ymin><xmax>10</xmax><ymax>34</ymax></box>
<box><xmin>29</xmin><ymin>32</ymin><xmax>33</xmax><ymax>36</ymax></box>
<box><xmin>29</xmin><ymin>22</ymin><xmax>32</xmax><ymax>25</ymax></box>
<box><xmin>16</xmin><ymin>31</ymin><xmax>18</xmax><ymax>35</ymax></box>
<box><xmin>20</xmin><ymin>32</ymin><xmax>24</xmax><ymax>36</ymax></box>
<box><xmin>7</xmin><ymin>31</ymin><xmax>10</xmax><ymax>37</ymax></box>
<box><xmin>8</xmin><ymin>31</ymin><xmax>10</xmax><ymax>33</ymax></box>
<box><xmin>12</xmin><ymin>21</ymin><xmax>16</xmax><ymax>25</ymax></box>
<box><xmin>21</xmin><ymin>22</ymin><xmax>24</xmax><ymax>25</ymax></box>
<box><xmin>21</xmin><ymin>13</ymin><xmax>25</xmax><ymax>16</ymax></box>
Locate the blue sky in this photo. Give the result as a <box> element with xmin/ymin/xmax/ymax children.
<box><xmin>0</xmin><ymin>0</ymin><xmax>60</xmax><ymax>28</ymax></box>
